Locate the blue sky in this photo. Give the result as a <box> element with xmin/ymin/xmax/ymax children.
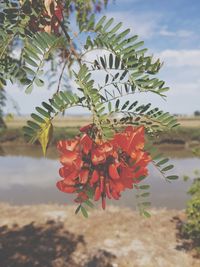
<box><xmin>5</xmin><ymin>0</ymin><xmax>200</xmax><ymax>115</ymax></box>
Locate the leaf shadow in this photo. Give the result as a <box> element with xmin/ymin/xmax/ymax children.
<box><xmin>0</xmin><ymin>220</ymin><xmax>84</xmax><ymax>267</ymax></box>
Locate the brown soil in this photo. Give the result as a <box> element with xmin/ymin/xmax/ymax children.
<box><xmin>0</xmin><ymin>203</ymin><xmax>199</xmax><ymax>267</ymax></box>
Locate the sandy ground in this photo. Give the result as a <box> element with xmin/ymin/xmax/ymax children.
<box><xmin>0</xmin><ymin>203</ymin><xmax>199</xmax><ymax>267</ymax></box>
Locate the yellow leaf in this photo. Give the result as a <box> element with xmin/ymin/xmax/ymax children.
<box><xmin>38</xmin><ymin>120</ymin><xmax>53</xmax><ymax>156</ymax></box>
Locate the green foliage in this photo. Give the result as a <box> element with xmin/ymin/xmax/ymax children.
<box><xmin>183</xmin><ymin>176</ymin><xmax>200</xmax><ymax>250</ymax></box>
<box><xmin>0</xmin><ymin>2</ymin><xmax>179</xmax><ymax>216</ymax></box>
<box><xmin>112</xmin><ymin>101</ymin><xmax>179</xmax><ymax>132</ymax></box>
<box><xmin>0</xmin><ymin>89</ymin><xmax>7</xmax><ymax>130</ymax></box>
<box><xmin>22</xmin><ymin>32</ymin><xmax>65</xmax><ymax>93</ymax></box>
<box><xmin>21</xmin><ymin>15</ymin><xmax>178</xmax><ymax>193</ymax></box>
<box><xmin>23</xmin><ymin>91</ymin><xmax>80</xmax><ymax>149</ymax></box>
<box><xmin>0</xmin><ymin>0</ymin><xmax>110</xmax><ymax>90</ymax></box>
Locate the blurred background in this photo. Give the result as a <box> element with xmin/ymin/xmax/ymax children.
<box><xmin>0</xmin><ymin>0</ymin><xmax>200</xmax><ymax>267</ymax></box>
<box><xmin>1</xmin><ymin>0</ymin><xmax>200</xmax><ymax>211</ymax></box>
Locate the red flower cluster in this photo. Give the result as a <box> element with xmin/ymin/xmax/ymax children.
<box><xmin>27</xmin><ymin>0</ymin><xmax>63</xmax><ymax>34</ymax></box>
<box><xmin>57</xmin><ymin>125</ymin><xmax>151</xmax><ymax>210</ymax></box>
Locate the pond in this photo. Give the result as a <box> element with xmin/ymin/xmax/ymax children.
<box><xmin>0</xmin><ymin>145</ymin><xmax>199</xmax><ymax>209</ymax></box>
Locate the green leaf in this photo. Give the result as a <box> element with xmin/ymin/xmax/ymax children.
<box><xmin>84</xmin><ymin>200</ymin><xmax>95</xmax><ymax>208</ymax></box>
<box><xmin>131</xmin><ymin>41</ymin><xmax>144</xmax><ymax>50</ymax></box>
<box><xmin>157</xmin><ymin>158</ymin><xmax>169</xmax><ymax>166</ymax></box>
<box><xmin>25</xmin><ymin>57</ymin><xmax>38</xmax><ymax>67</ymax></box>
<box><xmin>60</xmin><ymin>91</ymin><xmax>70</xmax><ymax>104</ymax></box>
<box><xmin>23</xmin><ymin>126</ymin><xmax>36</xmax><ymax>136</ymax></box>
<box><xmin>122</xmin><ymin>101</ymin><xmax>129</xmax><ymax>110</ymax></box>
<box><xmin>105</xmin><ymin>74</ymin><xmax>109</xmax><ymax>84</ymax></box>
<box><xmin>128</xmin><ymin>101</ymin><xmax>138</xmax><ymax>110</ymax></box>
<box><xmin>114</xmin><ymin>56</ymin><xmax>120</xmax><ymax>69</ymax></box>
<box><xmin>139</xmin><ymin>185</ymin><xmax>150</xmax><ymax>190</ymax></box>
<box><xmin>117</xmin><ymin>29</ymin><xmax>130</xmax><ymax>41</ymax></box>
<box><xmin>86</xmin><ymin>189</ymin><xmax>94</xmax><ymax>199</ymax></box>
<box><xmin>27</xmin><ymin>120</ymin><xmax>41</xmax><ymax>130</ymax></box>
<box><xmin>31</xmin><ymin>113</ymin><xmax>45</xmax><ymax>124</ymax></box>
<box><xmin>110</xmin><ymin>22</ymin><xmax>123</xmax><ymax>34</ymax></box>
<box><xmin>140</xmin><ymin>202</ymin><xmax>151</xmax><ymax>207</ymax></box>
<box><xmin>103</xmin><ymin>18</ymin><xmax>114</xmax><ymax>31</ymax></box>
<box><xmin>167</xmin><ymin>175</ymin><xmax>179</xmax><ymax>180</ymax></box>
<box><xmin>95</xmin><ymin>16</ymin><xmax>107</xmax><ymax>31</ymax></box>
<box><xmin>115</xmin><ymin>99</ymin><xmax>120</xmax><ymax>110</ymax></box>
<box><xmin>100</xmin><ymin>57</ymin><xmax>106</xmax><ymax>68</ymax></box>
<box><xmin>108</xmin><ymin>102</ymin><xmax>112</xmax><ymax>113</ymax></box>
<box><xmin>75</xmin><ymin>205</ymin><xmax>81</xmax><ymax>215</ymax></box>
<box><xmin>81</xmin><ymin>206</ymin><xmax>88</xmax><ymax>218</ymax></box>
<box><xmin>142</xmin><ymin>210</ymin><xmax>151</xmax><ymax>218</ymax></box>
<box><xmin>42</xmin><ymin>102</ymin><xmax>55</xmax><ymax>113</ymax></box>
<box><xmin>161</xmin><ymin>165</ymin><xmax>174</xmax><ymax>172</ymax></box>
<box><xmin>24</xmin><ymin>47</ymin><xmax>41</xmax><ymax>61</ymax></box>
<box><xmin>25</xmin><ymin>84</ymin><xmax>33</xmax><ymax>94</ymax></box>
<box><xmin>36</xmin><ymin>107</ymin><xmax>51</xmax><ymax>118</ymax></box>
<box><xmin>109</xmin><ymin>53</ymin><xmax>113</xmax><ymax>69</ymax></box>
<box><xmin>141</xmin><ymin>192</ymin><xmax>150</xmax><ymax>198</ymax></box>
<box><xmin>35</xmin><ymin>78</ymin><xmax>44</xmax><ymax>87</ymax></box>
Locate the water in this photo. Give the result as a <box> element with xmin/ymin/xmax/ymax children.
<box><xmin>0</xmin><ymin>145</ymin><xmax>199</xmax><ymax>209</ymax></box>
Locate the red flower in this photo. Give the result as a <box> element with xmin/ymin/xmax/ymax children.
<box><xmin>79</xmin><ymin>168</ymin><xmax>89</xmax><ymax>184</ymax></box>
<box><xmin>80</xmin><ymin>134</ymin><xmax>93</xmax><ymax>155</ymax></box>
<box><xmin>80</xmin><ymin>124</ymin><xmax>93</xmax><ymax>133</ymax></box>
<box><xmin>113</xmin><ymin>126</ymin><xmax>145</xmax><ymax>156</ymax></box>
<box><xmin>91</xmin><ymin>148</ymin><xmax>107</xmax><ymax>165</ymax></box>
<box><xmin>108</xmin><ymin>164</ymin><xmax>120</xmax><ymax>180</ymax></box>
<box><xmin>56</xmin><ymin>125</ymin><xmax>151</xmax><ymax>211</ymax></box>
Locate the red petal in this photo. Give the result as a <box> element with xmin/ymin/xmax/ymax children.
<box><xmin>80</xmin><ymin>124</ymin><xmax>93</xmax><ymax>133</ymax></box>
<box><xmin>111</xmin><ymin>190</ymin><xmax>120</xmax><ymax>200</ymax></box>
<box><xmin>109</xmin><ymin>164</ymin><xmax>120</xmax><ymax>180</ymax></box>
<box><xmin>122</xmin><ymin>178</ymin><xmax>133</xmax><ymax>189</ymax></box>
<box><xmin>105</xmin><ymin>183</ymin><xmax>112</xmax><ymax>199</ymax></box>
<box><xmin>80</xmin><ymin>134</ymin><xmax>93</xmax><ymax>155</ymax></box>
<box><xmin>126</xmin><ymin>126</ymin><xmax>145</xmax><ymax>153</ymax></box>
<box><xmin>100</xmin><ymin>176</ymin><xmax>105</xmax><ymax>193</ymax></box>
<box><xmin>57</xmin><ymin>139</ymin><xmax>79</xmax><ymax>152</ymax></box>
<box><xmin>59</xmin><ymin>166</ymin><xmax>79</xmax><ymax>181</ymax></box>
<box><xmin>110</xmin><ymin>179</ymin><xmax>124</xmax><ymax>192</ymax></box>
<box><xmin>60</xmin><ymin>150</ymin><xmax>78</xmax><ymax>165</ymax></box>
<box><xmin>56</xmin><ymin>181</ymin><xmax>76</xmax><ymax>193</ymax></box>
<box><xmin>94</xmin><ymin>186</ymin><xmax>101</xmax><ymax>201</ymax></box>
<box><xmin>79</xmin><ymin>169</ymin><xmax>89</xmax><ymax>184</ymax></box>
<box><xmin>62</xmin><ymin>178</ymin><xmax>76</xmax><ymax>186</ymax></box>
<box><xmin>120</xmin><ymin>166</ymin><xmax>133</xmax><ymax>179</ymax></box>
<box><xmin>100</xmin><ymin>142</ymin><xmax>113</xmax><ymax>155</ymax></box>
<box><xmin>102</xmin><ymin>196</ymin><xmax>106</xmax><ymax>210</ymax></box>
<box><xmin>91</xmin><ymin>150</ymin><xmax>106</xmax><ymax>165</ymax></box>
<box><xmin>54</xmin><ymin>4</ymin><xmax>63</xmax><ymax>20</ymax></box>
<box><xmin>90</xmin><ymin>170</ymin><xmax>99</xmax><ymax>186</ymax></box>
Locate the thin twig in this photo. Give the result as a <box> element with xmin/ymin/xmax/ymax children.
<box><xmin>56</xmin><ymin>60</ymin><xmax>68</xmax><ymax>93</ymax></box>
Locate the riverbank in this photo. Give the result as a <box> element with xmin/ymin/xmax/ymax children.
<box><xmin>1</xmin><ymin>123</ymin><xmax>200</xmax><ymax>144</ymax></box>
<box><xmin>0</xmin><ymin>203</ymin><xmax>199</xmax><ymax>267</ymax></box>
<box><xmin>1</xmin><ymin>116</ymin><xmax>200</xmax><ymax>147</ymax></box>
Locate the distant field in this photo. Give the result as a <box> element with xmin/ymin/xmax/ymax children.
<box><xmin>4</xmin><ymin>115</ymin><xmax>200</xmax><ymax>128</ymax></box>
<box><xmin>5</xmin><ymin>115</ymin><xmax>92</xmax><ymax>128</ymax></box>
<box><xmin>178</xmin><ymin>117</ymin><xmax>200</xmax><ymax>128</ymax></box>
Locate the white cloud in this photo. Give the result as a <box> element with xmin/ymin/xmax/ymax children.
<box><xmin>157</xmin><ymin>49</ymin><xmax>200</xmax><ymax>67</ymax></box>
<box><xmin>159</xmin><ymin>29</ymin><xmax>193</xmax><ymax>38</ymax></box>
<box><xmin>105</xmin><ymin>11</ymin><xmax>161</xmax><ymax>39</ymax></box>
<box><xmin>105</xmin><ymin>10</ymin><xmax>196</xmax><ymax>43</ymax></box>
